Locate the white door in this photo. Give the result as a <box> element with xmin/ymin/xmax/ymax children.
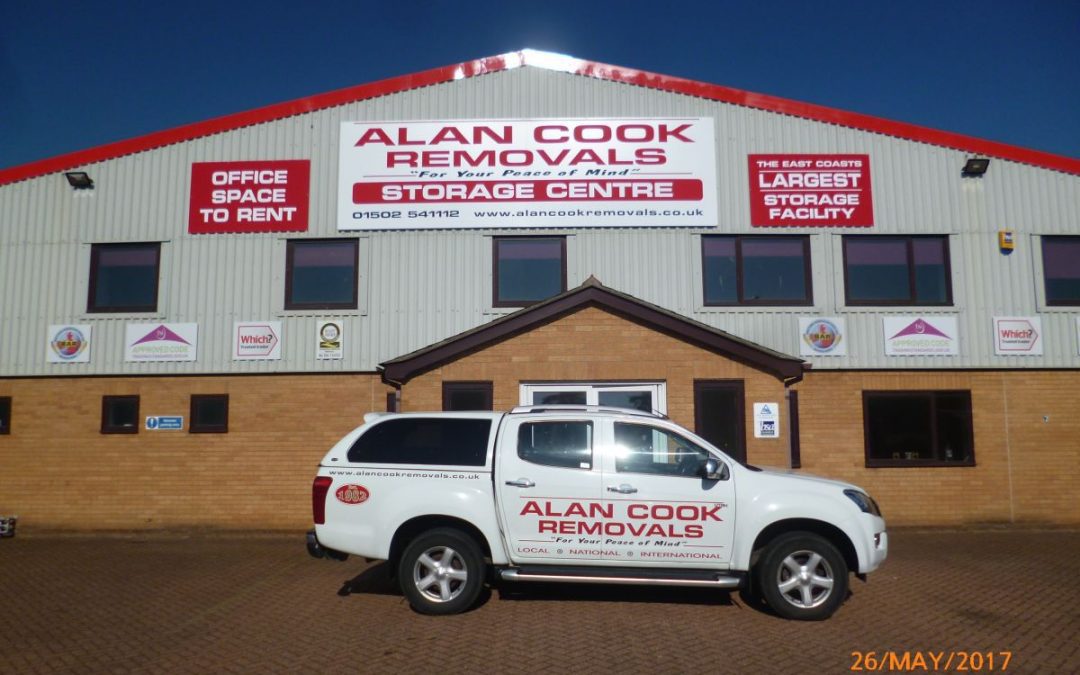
<box><xmin>599</xmin><ymin>420</ymin><xmax>736</xmax><ymax>567</ymax></box>
<box><xmin>496</xmin><ymin>415</ymin><xmax>604</xmax><ymax>563</ymax></box>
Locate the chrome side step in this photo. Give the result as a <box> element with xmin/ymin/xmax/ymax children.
<box><xmin>499</xmin><ymin>569</ymin><xmax>742</xmax><ymax>589</ymax></box>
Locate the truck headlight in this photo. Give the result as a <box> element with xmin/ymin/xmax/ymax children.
<box><xmin>843</xmin><ymin>489</ymin><xmax>882</xmax><ymax>517</ymax></box>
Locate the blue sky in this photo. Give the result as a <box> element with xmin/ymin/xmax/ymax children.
<box><xmin>2</xmin><ymin>1</ymin><xmax>1078</xmax><ymax>170</ymax></box>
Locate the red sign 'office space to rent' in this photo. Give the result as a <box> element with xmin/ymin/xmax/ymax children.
<box><xmin>189</xmin><ymin>160</ymin><xmax>310</xmax><ymax>234</ymax></box>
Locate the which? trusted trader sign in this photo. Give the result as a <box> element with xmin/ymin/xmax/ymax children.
<box><xmin>993</xmin><ymin>317</ymin><xmax>1042</xmax><ymax>355</ymax></box>
<box><xmin>337</xmin><ymin>119</ymin><xmax>718</xmax><ymax>230</ymax></box>
<box><xmin>233</xmin><ymin>322</ymin><xmax>282</xmax><ymax>361</ymax></box>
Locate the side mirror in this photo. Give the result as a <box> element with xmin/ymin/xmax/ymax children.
<box><xmin>702</xmin><ymin>458</ymin><xmax>728</xmax><ymax>481</ymax></box>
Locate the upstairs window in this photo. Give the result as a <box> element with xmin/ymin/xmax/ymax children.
<box><xmin>843</xmin><ymin>236</ymin><xmax>951</xmax><ymax>305</ymax></box>
<box><xmin>493</xmin><ymin>237</ymin><xmax>566</xmax><ymax>307</ymax></box>
<box><xmin>88</xmin><ymin>243</ymin><xmax>161</xmax><ymax>313</ymax></box>
<box><xmin>285</xmin><ymin>239</ymin><xmax>359</xmax><ymax>310</ymax></box>
<box><xmin>863</xmin><ymin>391</ymin><xmax>974</xmax><ymax>467</ymax></box>
<box><xmin>702</xmin><ymin>236</ymin><xmax>811</xmax><ymax>305</ymax></box>
<box><xmin>1042</xmin><ymin>236</ymin><xmax>1080</xmax><ymax>306</ymax></box>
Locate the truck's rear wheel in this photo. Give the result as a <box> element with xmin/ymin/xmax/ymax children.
<box><xmin>398</xmin><ymin>528</ymin><xmax>485</xmax><ymax>615</ymax></box>
<box><xmin>757</xmin><ymin>532</ymin><xmax>848</xmax><ymax>620</ymax></box>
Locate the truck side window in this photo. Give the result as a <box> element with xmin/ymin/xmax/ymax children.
<box><xmin>517</xmin><ymin>421</ymin><xmax>593</xmax><ymax>469</ymax></box>
<box><xmin>614</xmin><ymin>423</ymin><xmax>709</xmax><ymax>477</ymax></box>
<box><xmin>347</xmin><ymin>418</ymin><xmax>492</xmax><ymax>466</ymax></box>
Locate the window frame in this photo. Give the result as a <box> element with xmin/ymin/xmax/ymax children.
<box><xmin>442</xmin><ymin>381</ymin><xmax>494</xmax><ymax>411</ymax></box>
<box><xmin>1041</xmin><ymin>235</ymin><xmax>1080</xmax><ymax>307</ymax></box>
<box><xmin>190</xmin><ymin>394</ymin><xmax>229</xmax><ymax>434</ymax></box>
<box><xmin>492</xmin><ymin>236</ymin><xmax>567</xmax><ymax>308</ymax></box>
<box><xmin>87</xmin><ymin>242</ymin><xmax>162</xmax><ymax>313</ymax></box>
<box><xmin>700</xmin><ymin>235</ymin><xmax>813</xmax><ymax>307</ymax></box>
<box><xmin>842</xmin><ymin>235</ymin><xmax>953</xmax><ymax>307</ymax></box>
<box><xmin>862</xmin><ymin>390</ymin><xmax>975</xmax><ymax>468</ymax></box>
<box><xmin>0</xmin><ymin>397</ymin><xmax>10</xmax><ymax>435</ymax></box>
<box><xmin>101</xmin><ymin>395</ymin><xmax>140</xmax><ymax>434</ymax></box>
<box><xmin>284</xmin><ymin>238</ymin><xmax>360</xmax><ymax>311</ymax></box>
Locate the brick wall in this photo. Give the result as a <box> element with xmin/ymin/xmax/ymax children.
<box><xmin>794</xmin><ymin>371</ymin><xmax>1080</xmax><ymax>525</ymax></box>
<box><xmin>0</xmin><ymin>374</ymin><xmax>388</xmax><ymax>529</ymax></box>
<box><xmin>2</xmin><ymin>308</ymin><xmax>1077</xmax><ymax>529</ymax></box>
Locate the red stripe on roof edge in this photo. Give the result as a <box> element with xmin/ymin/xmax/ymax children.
<box><xmin>1</xmin><ymin>48</ymin><xmax>1077</xmax><ymax>186</ymax></box>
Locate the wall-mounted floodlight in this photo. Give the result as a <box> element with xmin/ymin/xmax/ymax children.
<box><xmin>962</xmin><ymin>158</ymin><xmax>990</xmax><ymax>177</ymax></box>
<box><xmin>64</xmin><ymin>172</ymin><xmax>94</xmax><ymax>189</ymax></box>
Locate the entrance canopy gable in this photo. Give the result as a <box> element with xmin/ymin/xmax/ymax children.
<box><xmin>379</xmin><ymin>277</ymin><xmax>806</xmax><ymax>385</ymax></box>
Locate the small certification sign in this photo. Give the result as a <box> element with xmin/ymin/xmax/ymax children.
<box><xmin>146</xmin><ymin>416</ymin><xmax>183</xmax><ymax>431</ymax></box>
<box><xmin>992</xmin><ymin>316</ymin><xmax>1042</xmax><ymax>355</ymax></box>
<box><xmin>753</xmin><ymin>402</ymin><xmax>780</xmax><ymax>439</ymax></box>
<box><xmin>316</xmin><ymin>321</ymin><xmax>344</xmax><ymax>360</ymax></box>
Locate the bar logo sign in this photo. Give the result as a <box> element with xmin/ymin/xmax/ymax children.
<box><xmin>749</xmin><ymin>154</ymin><xmax>873</xmax><ymax>227</ymax></box>
<box><xmin>338</xmin><ymin>119</ymin><xmax>717</xmax><ymax>230</ymax></box>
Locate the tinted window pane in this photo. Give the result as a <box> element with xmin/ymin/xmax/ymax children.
<box><xmin>846</xmin><ymin>239</ymin><xmax>910</xmax><ymax>302</ymax></box>
<box><xmin>102</xmin><ymin>396</ymin><xmax>139</xmax><ymax>434</ymax></box>
<box><xmin>702</xmin><ymin>237</ymin><xmax>737</xmax><ymax>304</ymax></box>
<box><xmin>597</xmin><ymin>391</ymin><xmax>653</xmax><ymax>412</ymax></box>
<box><xmin>864</xmin><ymin>392</ymin><xmax>973</xmax><ymax>466</ymax></box>
<box><xmin>0</xmin><ymin>397</ymin><xmax>10</xmax><ymax>434</ymax></box>
<box><xmin>1043</xmin><ymin>237</ymin><xmax>1080</xmax><ymax>305</ymax></box>
<box><xmin>287</xmin><ymin>240</ymin><xmax>357</xmax><ymax>308</ymax></box>
<box><xmin>741</xmin><ymin>238</ymin><xmax>807</xmax><ymax>302</ymax></box>
<box><xmin>495</xmin><ymin>238</ymin><xmax>564</xmax><ymax>304</ymax></box>
<box><xmin>517</xmin><ymin>421</ymin><xmax>592</xmax><ymax>469</ymax></box>
<box><xmin>532</xmin><ymin>391</ymin><xmax>587</xmax><ymax>405</ymax></box>
<box><xmin>444</xmin><ymin>383</ymin><xmax>493</xmax><ymax>411</ymax></box>
<box><xmin>913</xmin><ymin>238</ymin><xmax>949</xmax><ymax>303</ymax></box>
<box><xmin>614</xmin><ymin>423</ymin><xmax>709</xmax><ymax>477</ymax></box>
<box><xmin>348</xmin><ymin>418</ymin><xmax>491</xmax><ymax>466</ymax></box>
<box><xmin>191</xmin><ymin>395</ymin><xmax>228</xmax><ymax>433</ymax></box>
<box><xmin>90</xmin><ymin>244</ymin><xmax>159</xmax><ymax>312</ymax></box>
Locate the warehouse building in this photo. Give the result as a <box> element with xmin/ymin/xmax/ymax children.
<box><xmin>1</xmin><ymin>49</ymin><xmax>1078</xmax><ymax>529</ymax></box>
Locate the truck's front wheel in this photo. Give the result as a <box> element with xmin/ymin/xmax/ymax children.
<box><xmin>757</xmin><ymin>532</ymin><xmax>848</xmax><ymax>620</ymax></box>
<box><xmin>398</xmin><ymin>528</ymin><xmax>485</xmax><ymax>615</ymax></box>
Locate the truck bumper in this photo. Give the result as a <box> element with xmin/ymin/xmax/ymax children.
<box><xmin>306</xmin><ymin>529</ymin><xmax>349</xmax><ymax>561</ymax></box>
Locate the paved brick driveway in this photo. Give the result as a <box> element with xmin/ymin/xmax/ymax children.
<box><xmin>1</xmin><ymin>528</ymin><xmax>1076</xmax><ymax>673</ymax></box>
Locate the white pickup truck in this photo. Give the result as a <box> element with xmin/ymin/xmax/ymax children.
<box><xmin>307</xmin><ymin>406</ymin><xmax>887</xmax><ymax>620</ymax></box>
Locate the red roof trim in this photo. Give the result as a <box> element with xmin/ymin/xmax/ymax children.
<box><xmin>2</xmin><ymin>48</ymin><xmax>1078</xmax><ymax>186</ymax></box>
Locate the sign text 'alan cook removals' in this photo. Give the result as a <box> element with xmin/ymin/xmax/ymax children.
<box><xmin>337</xmin><ymin>119</ymin><xmax>718</xmax><ymax>230</ymax></box>
<box><xmin>749</xmin><ymin>154</ymin><xmax>873</xmax><ymax>227</ymax></box>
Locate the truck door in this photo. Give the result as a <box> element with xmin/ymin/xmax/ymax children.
<box><xmin>496</xmin><ymin>416</ymin><xmax>604</xmax><ymax>563</ymax></box>
<box><xmin>599</xmin><ymin>420</ymin><xmax>735</xmax><ymax>567</ymax></box>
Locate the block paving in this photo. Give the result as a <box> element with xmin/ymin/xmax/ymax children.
<box><xmin>1</xmin><ymin>528</ymin><xmax>1076</xmax><ymax>673</ymax></box>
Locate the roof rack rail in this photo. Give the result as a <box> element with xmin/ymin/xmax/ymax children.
<box><xmin>509</xmin><ymin>404</ymin><xmax>668</xmax><ymax>420</ymax></box>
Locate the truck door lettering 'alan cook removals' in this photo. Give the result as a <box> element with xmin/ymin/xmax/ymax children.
<box><xmin>308</xmin><ymin>406</ymin><xmax>888</xmax><ymax>621</ymax></box>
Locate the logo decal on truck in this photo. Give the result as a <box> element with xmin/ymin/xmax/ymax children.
<box><xmin>335</xmin><ymin>484</ymin><xmax>370</xmax><ymax>504</ymax></box>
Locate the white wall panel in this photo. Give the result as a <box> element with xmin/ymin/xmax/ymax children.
<box><xmin>2</xmin><ymin>67</ymin><xmax>1079</xmax><ymax>377</ymax></box>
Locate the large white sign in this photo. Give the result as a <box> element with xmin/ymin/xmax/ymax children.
<box><xmin>993</xmin><ymin>316</ymin><xmax>1043</xmax><ymax>356</ymax></box>
<box><xmin>47</xmin><ymin>324</ymin><xmax>92</xmax><ymax>363</ymax></box>
<box><xmin>124</xmin><ymin>323</ymin><xmax>198</xmax><ymax>362</ymax></box>
<box><xmin>338</xmin><ymin>118</ymin><xmax>718</xmax><ymax>230</ymax></box>
<box><xmin>233</xmin><ymin>321</ymin><xmax>282</xmax><ymax>360</ymax></box>
<box><xmin>798</xmin><ymin>317</ymin><xmax>847</xmax><ymax>356</ymax></box>
<box><xmin>883</xmin><ymin>317</ymin><xmax>959</xmax><ymax>356</ymax></box>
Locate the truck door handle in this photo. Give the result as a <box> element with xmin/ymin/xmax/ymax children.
<box><xmin>505</xmin><ymin>478</ymin><xmax>535</xmax><ymax>488</ymax></box>
<box><xmin>607</xmin><ymin>484</ymin><xmax>638</xmax><ymax>494</ymax></box>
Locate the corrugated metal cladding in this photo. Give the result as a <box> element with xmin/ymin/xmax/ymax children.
<box><xmin>1</xmin><ymin>66</ymin><xmax>1079</xmax><ymax>377</ymax></box>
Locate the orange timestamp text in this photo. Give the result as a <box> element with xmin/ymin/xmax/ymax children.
<box><xmin>851</xmin><ymin>651</ymin><xmax>1012</xmax><ymax>672</ymax></box>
